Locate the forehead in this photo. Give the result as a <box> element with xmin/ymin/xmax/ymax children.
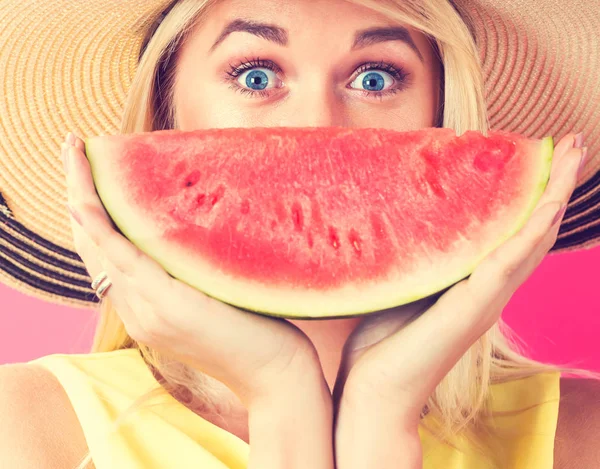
<box><xmin>192</xmin><ymin>0</ymin><xmax>412</xmax><ymax>38</ymax></box>
<box><xmin>205</xmin><ymin>0</ymin><xmax>392</xmax><ymax>18</ymax></box>
<box><xmin>180</xmin><ymin>0</ymin><xmax>431</xmax><ymax>64</ymax></box>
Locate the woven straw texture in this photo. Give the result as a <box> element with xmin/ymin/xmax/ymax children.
<box><xmin>0</xmin><ymin>0</ymin><xmax>598</xmax><ymax>307</ymax></box>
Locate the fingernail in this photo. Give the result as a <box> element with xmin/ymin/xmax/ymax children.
<box><xmin>67</xmin><ymin>204</ymin><xmax>82</xmax><ymax>225</ymax></box>
<box><xmin>67</xmin><ymin>132</ymin><xmax>76</xmax><ymax>146</ymax></box>
<box><xmin>552</xmin><ymin>204</ymin><xmax>567</xmax><ymax>226</ymax></box>
<box><xmin>577</xmin><ymin>147</ymin><xmax>588</xmax><ymax>177</ymax></box>
<box><xmin>574</xmin><ymin>133</ymin><xmax>584</xmax><ymax>149</ymax></box>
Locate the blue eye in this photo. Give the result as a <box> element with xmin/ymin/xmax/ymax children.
<box><xmin>237</xmin><ymin>68</ymin><xmax>279</xmax><ymax>91</ymax></box>
<box><xmin>226</xmin><ymin>58</ymin><xmax>408</xmax><ymax>100</ymax></box>
<box><xmin>350</xmin><ymin>70</ymin><xmax>394</xmax><ymax>92</ymax></box>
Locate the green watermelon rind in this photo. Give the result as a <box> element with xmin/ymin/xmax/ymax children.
<box><xmin>84</xmin><ymin>134</ymin><xmax>554</xmax><ymax>320</ymax></box>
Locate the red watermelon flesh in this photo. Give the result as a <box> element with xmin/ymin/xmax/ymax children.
<box><xmin>85</xmin><ymin>127</ymin><xmax>553</xmax><ymax>319</ymax></box>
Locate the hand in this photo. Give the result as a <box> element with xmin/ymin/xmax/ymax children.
<box><xmin>61</xmin><ymin>132</ymin><xmax>327</xmax><ymax>408</ymax></box>
<box><xmin>332</xmin><ymin>133</ymin><xmax>586</xmax><ymax>469</ymax></box>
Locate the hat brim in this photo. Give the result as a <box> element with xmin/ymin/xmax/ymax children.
<box><xmin>0</xmin><ymin>0</ymin><xmax>599</xmax><ymax>307</ymax></box>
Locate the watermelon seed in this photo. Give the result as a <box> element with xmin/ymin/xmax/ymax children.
<box><xmin>348</xmin><ymin>229</ymin><xmax>362</xmax><ymax>257</ymax></box>
<box><xmin>184</xmin><ymin>170</ymin><xmax>201</xmax><ymax>188</ymax></box>
<box><xmin>328</xmin><ymin>226</ymin><xmax>340</xmax><ymax>250</ymax></box>
<box><xmin>196</xmin><ymin>194</ymin><xmax>206</xmax><ymax>206</ymax></box>
<box><xmin>210</xmin><ymin>186</ymin><xmax>226</xmax><ymax>206</ymax></box>
<box><xmin>291</xmin><ymin>202</ymin><xmax>304</xmax><ymax>231</ymax></box>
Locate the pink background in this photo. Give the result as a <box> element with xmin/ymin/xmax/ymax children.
<box><xmin>1</xmin><ymin>246</ymin><xmax>600</xmax><ymax>370</ymax></box>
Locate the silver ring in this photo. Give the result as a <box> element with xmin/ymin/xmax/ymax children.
<box><xmin>91</xmin><ymin>271</ymin><xmax>109</xmax><ymax>290</ymax></box>
<box><xmin>95</xmin><ymin>278</ymin><xmax>112</xmax><ymax>299</ymax></box>
<box><xmin>91</xmin><ymin>271</ymin><xmax>112</xmax><ymax>299</ymax></box>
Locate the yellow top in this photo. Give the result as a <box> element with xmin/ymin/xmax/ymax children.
<box><xmin>30</xmin><ymin>348</ymin><xmax>561</xmax><ymax>469</ymax></box>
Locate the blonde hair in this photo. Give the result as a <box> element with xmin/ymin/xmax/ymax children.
<box><xmin>75</xmin><ymin>0</ymin><xmax>600</xmax><ymax>467</ymax></box>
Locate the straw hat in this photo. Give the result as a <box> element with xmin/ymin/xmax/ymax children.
<box><xmin>0</xmin><ymin>0</ymin><xmax>599</xmax><ymax>309</ymax></box>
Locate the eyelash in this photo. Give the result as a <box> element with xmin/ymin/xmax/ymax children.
<box><xmin>224</xmin><ymin>57</ymin><xmax>410</xmax><ymax>100</ymax></box>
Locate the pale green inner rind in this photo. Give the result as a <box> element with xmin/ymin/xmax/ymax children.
<box><xmin>85</xmin><ymin>135</ymin><xmax>554</xmax><ymax>320</ymax></box>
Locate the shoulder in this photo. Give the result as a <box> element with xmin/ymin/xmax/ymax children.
<box><xmin>0</xmin><ymin>361</ymin><xmax>91</xmax><ymax>468</ymax></box>
<box><xmin>554</xmin><ymin>376</ymin><xmax>600</xmax><ymax>469</ymax></box>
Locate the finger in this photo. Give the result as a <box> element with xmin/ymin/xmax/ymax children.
<box><xmin>61</xmin><ymin>143</ymin><xmax>104</xmax><ymax>284</ymax></box>
<box><xmin>72</xmin><ymin>132</ymin><xmax>86</xmax><ymax>153</ymax></box>
<box><xmin>546</xmin><ymin>133</ymin><xmax>574</xmax><ymax>188</ymax></box>
<box><xmin>60</xmin><ymin>136</ymin><xmax>169</xmax><ymax>291</ymax></box>
<box><xmin>553</xmin><ymin>133</ymin><xmax>577</xmax><ymax>160</ymax></box>
<box><xmin>68</xmin><ymin>214</ymin><xmax>154</xmax><ymax>343</ymax></box>
<box><xmin>71</xmin><ymin>204</ymin><xmax>179</xmax><ymax>337</ymax></box>
<box><xmin>538</xmin><ymin>147</ymin><xmax>583</xmax><ymax>207</ymax></box>
<box><xmin>65</xmin><ymin>142</ymin><xmax>114</xmax><ymax>228</ymax></box>
<box><xmin>466</xmin><ymin>201</ymin><xmax>563</xmax><ymax>319</ymax></box>
<box><xmin>535</xmin><ymin>136</ymin><xmax>582</xmax><ymax>210</ymax></box>
<box><xmin>504</xmin><ymin>200</ymin><xmax>566</xmax><ymax>291</ymax></box>
<box><xmin>91</xmin><ymin>249</ymin><xmax>157</xmax><ymax>341</ymax></box>
<box><xmin>63</xmin><ymin>133</ymin><xmax>138</xmax><ymax>286</ymax></box>
<box><xmin>63</xmin><ymin>138</ymin><xmax>114</xmax><ymax>273</ymax></box>
<box><xmin>77</xmin><ymin>204</ymin><xmax>172</xmax><ymax>289</ymax></box>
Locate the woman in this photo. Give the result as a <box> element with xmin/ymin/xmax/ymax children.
<box><xmin>0</xmin><ymin>0</ymin><xmax>599</xmax><ymax>467</ymax></box>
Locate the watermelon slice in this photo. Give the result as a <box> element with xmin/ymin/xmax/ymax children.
<box><xmin>85</xmin><ymin>127</ymin><xmax>553</xmax><ymax>319</ymax></box>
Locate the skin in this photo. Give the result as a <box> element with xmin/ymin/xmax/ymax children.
<box><xmin>60</xmin><ymin>0</ymin><xmax>590</xmax><ymax>466</ymax></box>
<box><xmin>173</xmin><ymin>0</ymin><xmax>442</xmax><ymax>396</ymax></box>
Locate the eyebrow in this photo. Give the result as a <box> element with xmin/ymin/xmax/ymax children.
<box><xmin>209</xmin><ymin>19</ymin><xmax>424</xmax><ymax>63</ymax></box>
